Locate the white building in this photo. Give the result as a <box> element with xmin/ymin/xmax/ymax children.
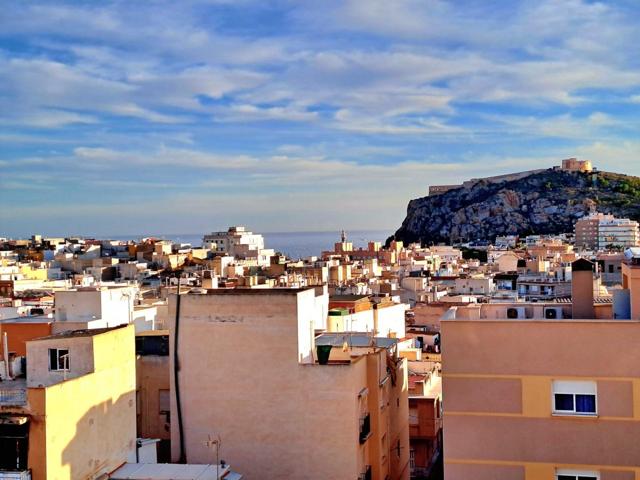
<box><xmin>598</xmin><ymin>216</ymin><xmax>639</xmax><ymax>249</ymax></box>
<box><xmin>54</xmin><ymin>285</ymin><xmax>140</xmax><ymax>331</ymax></box>
<box><xmin>203</xmin><ymin>226</ymin><xmax>275</xmax><ymax>266</ymax></box>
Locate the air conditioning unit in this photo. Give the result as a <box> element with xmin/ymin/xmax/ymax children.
<box><xmin>506</xmin><ymin>307</ymin><xmax>526</xmax><ymax>319</ymax></box>
<box><xmin>544</xmin><ymin>307</ymin><xmax>563</xmax><ymax>319</ymax></box>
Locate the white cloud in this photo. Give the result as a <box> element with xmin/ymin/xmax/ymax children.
<box><xmin>213</xmin><ymin>104</ymin><xmax>318</xmax><ymax>122</ymax></box>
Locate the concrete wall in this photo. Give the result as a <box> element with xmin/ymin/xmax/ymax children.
<box><xmin>42</xmin><ymin>327</ymin><xmax>136</xmax><ymax>479</ymax></box>
<box><xmin>55</xmin><ymin>287</ymin><xmax>134</xmax><ymax>325</ymax></box>
<box><xmin>21</xmin><ymin>325</ymin><xmax>136</xmax><ymax>480</ymax></box>
<box><xmin>136</xmin><ymin>355</ymin><xmax>170</xmax><ymax>441</ymax></box>
<box><xmin>133</xmin><ymin>305</ymin><xmax>158</xmax><ymax>332</ymax></box>
<box><xmin>26</xmin><ymin>334</ymin><xmax>96</xmax><ymax>387</ymax></box>
<box><xmin>375</xmin><ymin>304</ymin><xmax>407</xmax><ymax>338</ymax></box>
<box><xmin>0</xmin><ymin>322</ymin><xmax>52</xmax><ymax>357</ymax></box>
<box><xmin>169</xmin><ymin>289</ymin><xmax>407</xmax><ymax>480</ymax></box>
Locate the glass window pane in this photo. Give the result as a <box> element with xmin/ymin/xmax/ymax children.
<box><xmin>49</xmin><ymin>349</ymin><xmax>57</xmax><ymax>370</ymax></box>
<box><xmin>557</xmin><ymin>476</ymin><xmax>575</xmax><ymax>480</ymax></box>
<box><xmin>576</xmin><ymin>394</ymin><xmax>596</xmax><ymax>413</ymax></box>
<box><xmin>578</xmin><ymin>477</ymin><xmax>597</xmax><ymax>480</ymax></box>
<box><xmin>58</xmin><ymin>349</ymin><xmax>69</xmax><ymax>370</ymax></box>
<box><xmin>554</xmin><ymin>393</ymin><xmax>574</xmax><ymax>411</ymax></box>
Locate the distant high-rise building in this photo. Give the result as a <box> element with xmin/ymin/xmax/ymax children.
<box><xmin>575</xmin><ymin>213</ymin><xmax>639</xmax><ymax>250</ymax></box>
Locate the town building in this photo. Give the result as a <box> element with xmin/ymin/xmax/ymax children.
<box><xmin>202</xmin><ymin>226</ymin><xmax>275</xmax><ymax>266</ymax></box>
<box><xmin>0</xmin><ymin>325</ymin><xmax>137</xmax><ymax>479</ymax></box>
<box><xmin>408</xmin><ymin>368</ymin><xmax>442</xmax><ymax>479</ymax></box>
<box><xmin>440</xmin><ymin>258</ymin><xmax>640</xmax><ymax>479</ymax></box>
<box><xmin>168</xmin><ymin>288</ymin><xmax>410</xmax><ymax>480</ymax></box>
<box><xmin>575</xmin><ymin>212</ymin><xmax>639</xmax><ymax>250</ymax></box>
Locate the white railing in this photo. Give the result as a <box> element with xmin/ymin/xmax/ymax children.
<box><xmin>0</xmin><ymin>471</ymin><xmax>31</xmax><ymax>480</ymax></box>
<box><xmin>0</xmin><ymin>388</ymin><xmax>27</xmax><ymax>405</ymax></box>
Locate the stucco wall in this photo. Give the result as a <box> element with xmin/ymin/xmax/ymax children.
<box><xmin>169</xmin><ymin>290</ymin><xmax>375</xmax><ymax>480</ymax></box>
<box><xmin>442</xmin><ymin>319</ymin><xmax>640</xmax><ymax>478</ymax></box>
<box><xmin>26</xmin><ymin>325</ymin><xmax>137</xmax><ymax>480</ymax></box>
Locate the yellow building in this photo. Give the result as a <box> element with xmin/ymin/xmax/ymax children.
<box><xmin>0</xmin><ymin>325</ymin><xmax>137</xmax><ymax>479</ymax></box>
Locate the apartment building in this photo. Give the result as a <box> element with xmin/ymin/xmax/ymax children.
<box><xmin>202</xmin><ymin>226</ymin><xmax>275</xmax><ymax>266</ymax></box>
<box><xmin>168</xmin><ymin>288</ymin><xmax>410</xmax><ymax>480</ymax></box>
<box><xmin>441</xmin><ymin>259</ymin><xmax>640</xmax><ymax>480</ymax></box>
<box><xmin>0</xmin><ymin>325</ymin><xmax>137</xmax><ymax>479</ymax></box>
<box><xmin>408</xmin><ymin>369</ymin><xmax>442</xmax><ymax>479</ymax></box>
<box><xmin>598</xmin><ymin>217</ymin><xmax>639</xmax><ymax>250</ymax></box>
<box><xmin>575</xmin><ymin>213</ymin><xmax>639</xmax><ymax>250</ymax></box>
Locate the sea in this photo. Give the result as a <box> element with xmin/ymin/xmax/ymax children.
<box><xmin>111</xmin><ymin>230</ymin><xmax>393</xmax><ymax>260</ymax></box>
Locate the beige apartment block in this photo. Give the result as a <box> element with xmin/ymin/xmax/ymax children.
<box><xmin>168</xmin><ymin>288</ymin><xmax>410</xmax><ymax>480</ymax></box>
<box><xmin>441</xmin><ymin>258</ymin><xmax>640</xmax><ymax>480</ymax></box>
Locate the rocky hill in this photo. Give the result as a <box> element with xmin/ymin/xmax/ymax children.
<box><xmin>390</xmin><ymin>168</ymin><xmax>640</xmax><ymax>245</ymax></box>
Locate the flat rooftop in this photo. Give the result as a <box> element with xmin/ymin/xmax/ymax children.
<box><xmin>316</xmin><ymin>333</ymin><xmax>398</xmax><ymax>349</ymax></box>
<box><xmin>32</xmin><ymin>324</ymin><xmax>128</xmax><ymax>341</ymax></box>
<box><xmin>329</xmin><ymin>294</ymin><xmax>370</xmax><ymax>301</ymax></box>
<box><xmin>0</xmin><ymin>315</ymin><xmax>52</xmax><ymax>324</ymax></box>
<box><xmin>110</xmin><ymin>463</ymin><xmax>240</xmax><ymax>480</ymax></box>
<box><xmin>187</xmin><ymin>287</ymin><xmax>311</xmax><ymax>295</ymax></box>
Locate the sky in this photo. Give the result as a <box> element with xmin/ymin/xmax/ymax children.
<box><xmin>2</xmin><ymin>0</ymin><xmax>640</xmax><ymax>237</ymax></box>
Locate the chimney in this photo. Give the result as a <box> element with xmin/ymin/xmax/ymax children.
<box><xmin>571</xmin><ymin>258</ymin><xmax>595</xmax><ymax>319</ymax></box>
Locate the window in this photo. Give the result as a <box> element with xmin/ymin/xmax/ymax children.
<box><xmin>556</xmin><ymin>468</ymin><xmax>599</xmax><ymax>480</ymax></box>
<box><xmin>158</xmin><ymin>389</ymin><xmax>170</xmax><ymax>415</ymax></box>
<box><xmin>159</xmin><ymin>389</ymin><xmax>170</xmax><ymax>424</ymax></box>
<box><xmin>552</xmin><ymin>381</ymin><xmax>596</xmax><ymax>416</ymax></box>
<box><xmin>48</xmin><ymin>348</ymin><xmax>69</xmax><ymax>371</ymax></box>
<box><xmin>409</xmin><ymin>407</ymin><xmax>419</xmax><ymax>426</ymax></box>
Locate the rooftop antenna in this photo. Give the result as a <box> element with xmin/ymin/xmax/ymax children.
<box><xmin>204</xmin><ymin>433</ymin><xmax>222</xmax><ymax>478</ymax></box>
<box><xmin>341</xmin><ymin>229</ymin><xmax>347</xmax><ymax>243</ymax></box>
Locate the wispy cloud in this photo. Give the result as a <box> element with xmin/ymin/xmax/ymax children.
<box><xmin>1</xmin><ymin>0</ymin><xmax>640</xmax><ymax>235</ymax></box>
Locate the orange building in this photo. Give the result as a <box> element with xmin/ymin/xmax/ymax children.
<box><xmin>0</xmin><ymin>318</ymin><xmax>53</xmax><ymax>357</ymax></box>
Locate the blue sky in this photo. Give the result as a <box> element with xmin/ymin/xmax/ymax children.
<box><xmin>2</xmin><ymin>0</ymin><xmax>640</xmax><ymax>237</ymax></box>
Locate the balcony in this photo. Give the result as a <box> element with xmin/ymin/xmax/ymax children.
<box><xmin>358</xmin><ymin>465</ymin><xmax>372</xmax><ymax>480</ymax></box>
<box><xmin>0</xmin><ymin>471</ymin><xmax>31</xmax><ymax>480</ymax></box>
<box><xmin>359</xmin><ymin>413</ymin><xmax>371</xmax><ymax>444</ymax></box>
<box><xmin>0</xmin><ymin>379</ymin><xmax>27</xmax><ymax>406</ymax></box>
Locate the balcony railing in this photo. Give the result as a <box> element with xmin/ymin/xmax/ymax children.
<box><xmin>359</xmin><ymin>413</ymin><xmax>371</xmax><ymax>444</ymax></box>
<box><xmin>0</xmin><ymin>387</ymin><xmax>27</xmax><ymax>406</ymax></box>
<box><xmin>358</xmin><ymin>465</ymin><xmax>372</xmax><ymax>480</ymax></box>
<box><xmin>0</xmin><ymin>471</ymin><xmax>31</xmax><ymax>480</ymax></box>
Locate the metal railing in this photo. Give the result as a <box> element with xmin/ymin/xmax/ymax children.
<box><xmin>359</xmin><ymin>413</ymin><xmax>371</xmax><ymax>444</ymax></box>
<box><xmin>0</xmin><ymin>388</ymin><xmax>27</xmax><ymax>405</ymax></box>
<box><xmin>0</xmin><ymin>471</ymin><xmax>31</xmax><ymax>480</ymax></box>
